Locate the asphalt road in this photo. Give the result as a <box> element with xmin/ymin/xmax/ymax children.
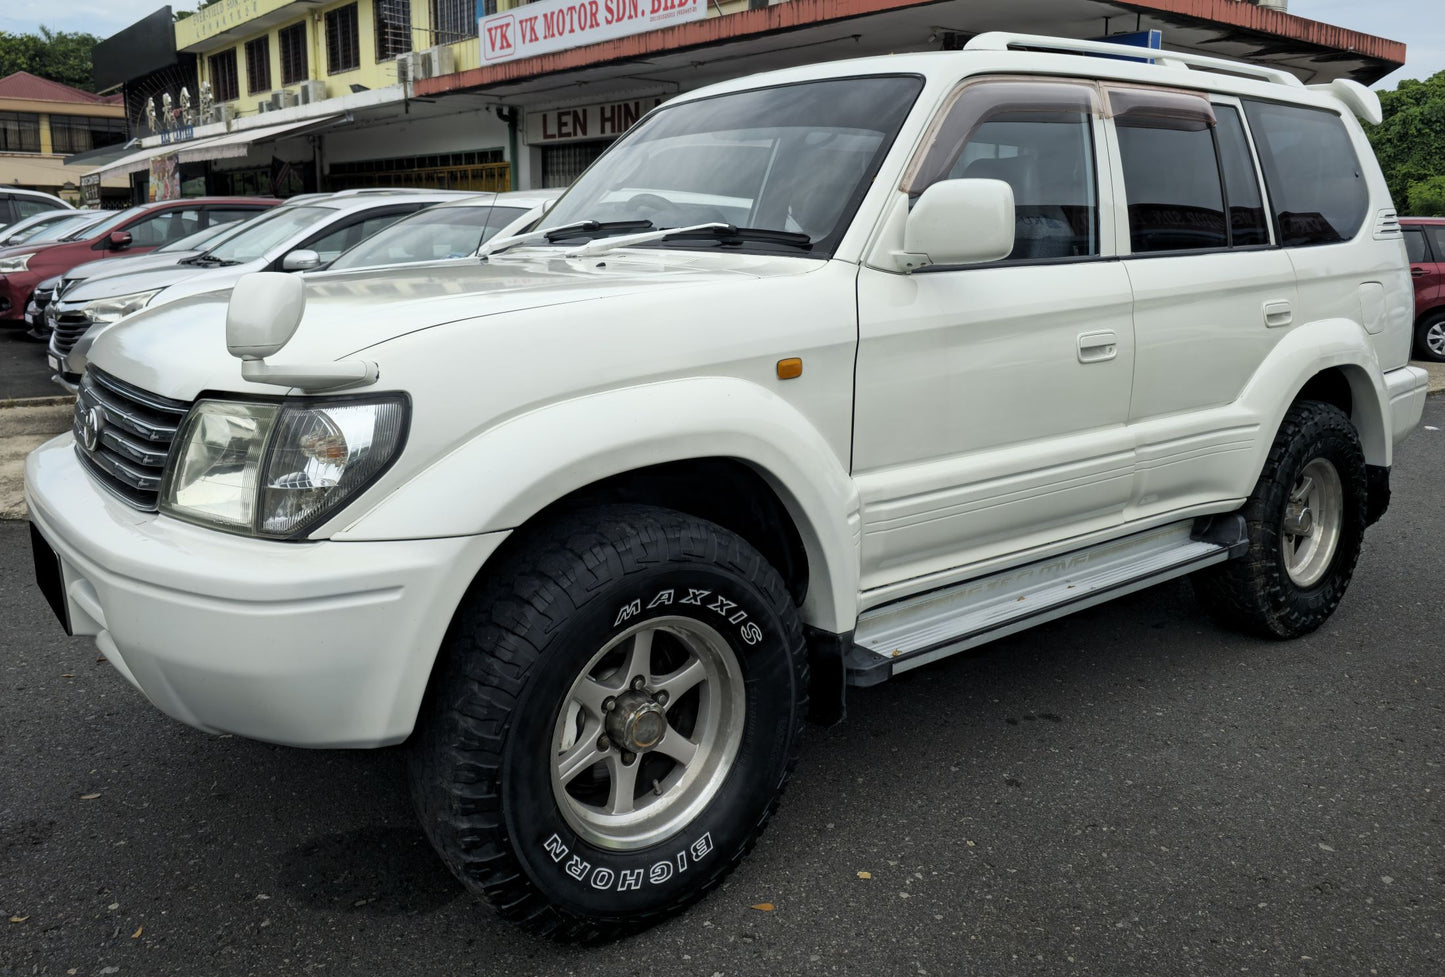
<box><xmin>2</xmin><ymin>401</ymin><xmax>1442</xmax><ymax>977</ymax></box>
<box><xmin>0</xmin><ymin>326</ymin><xmax>56</xmax><ymax>402</ymax></box>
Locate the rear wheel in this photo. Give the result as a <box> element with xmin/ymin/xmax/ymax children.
<box><xmin>1193</xmin><ymin>400</ymin><xmax>1367</xmax><ymax>638</ymax></box>
<box><xmin>1416</xmin><ymin>311</ymin><xmax>1445</xmax><ymax>363</ymax></box>
<box><xmin>409</xmin><ymin>505</ymin><xmax>808</xmax><ymax>941</ymax></box>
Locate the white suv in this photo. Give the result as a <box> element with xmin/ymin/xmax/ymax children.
<box><xmin>24</xmin><ymin>33</ymin><xmax>1430</xmax><ymax>940</ymax></box>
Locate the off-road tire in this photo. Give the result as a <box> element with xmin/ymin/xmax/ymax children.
<box><xmin>1193</xmin><ymin>400</ymin><xmax>1367</xmax><ymax>638</ymax></box>
<box><xmin>408</xmin><ymin>505</ymin><xmax>808</xmax><ymax>942</ymax></box>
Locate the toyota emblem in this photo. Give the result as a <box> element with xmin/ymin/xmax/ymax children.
<box><xmin>80</xmin><ymin>405</ymin><xmax>105</xmax><ymax>452</ymax></box>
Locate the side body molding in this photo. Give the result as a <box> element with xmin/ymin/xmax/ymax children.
<box><xmin>335</xmin><ymin>377</ymin><xmax>864</xmax><ymax>633</ymax></box>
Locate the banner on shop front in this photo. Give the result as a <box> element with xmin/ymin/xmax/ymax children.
<box><xmin>480</xmin><ymin>0</ymin><xmax>705</xmax><ymax>65</ymax></box>
<box><xmin>149</xmin><ymin>154</ymin><xmax>180</xmax><ymax>201</ymax></box>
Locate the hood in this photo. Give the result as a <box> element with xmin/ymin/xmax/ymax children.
<box><xmin>58</xmin><ymin>260</ymin><xmax>232</xmax><ymax>304</ymax></box>
<box><xmin>91</xmin><ymin>249</ymin><xmax>819</xmax><ymax>401</ymax></box>
<box><xmin>0</xmin><ymin>237</ymin><xmax>74</xmax><ymax>260</ymax></box>
<box><xmin>62</xmin><ymin>250</ymin><xmax>203</xmax><ymax>291</ymax></box>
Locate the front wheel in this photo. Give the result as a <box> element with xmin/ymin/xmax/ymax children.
<box><xmin>409</xmin><ymin>506</ymin><xmax>808</xmax><ymax>941</ymax></box>
<box><xmin>1193</xmin><ymin>400</ymin><xmax>1367</xmax><ymax>638</ymax></box>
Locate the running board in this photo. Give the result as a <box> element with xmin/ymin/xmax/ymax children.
<box><xmin>846</xmin><ymin>516</ymin><xmax>1248</xmax><ymax>686</ymax></box>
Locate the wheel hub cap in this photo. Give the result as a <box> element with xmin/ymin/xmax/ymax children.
<box><xmin>1281</xmin><ymin>458</ymin><xmax>1344</xmax><ymax>589</ymax></box>
<box><xmin>606</xmin><ymin>691</ymin><xmax>667</xmax><ymax>751</ymax></box>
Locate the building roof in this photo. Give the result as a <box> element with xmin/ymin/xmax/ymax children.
<box><xmin>0</xmin><ymin>71</ymin><xmax>110</xmax><ymax>105</ymax></box>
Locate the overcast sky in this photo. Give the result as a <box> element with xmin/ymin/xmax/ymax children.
<box><xmin>1</xmin><ymin>0</ymin><xmax>1440</xmax><ymax>87</ymax></box>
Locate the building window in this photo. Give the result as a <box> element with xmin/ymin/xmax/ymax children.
<box><xmin>431</xmin><ymin>0</ymin><xmax>478</xmax><ymax>44</ymax></box>
<box><xmin>375</xmin><ymin>0</ymin><xmax>412</xmax><ymax>60</ymax></box>
<box><xmin>0</xmin><ymin>111</ymin><xmax>41</xmax><ymax>153</ymax></box>
<box><xmin>209</xmin><ymin>48</ymin><xmax>240</xmax><ymax>103</ymax></box>
<box><xmin>49</xmin><ymin>115</ymin><xmax>127</xmax><ymax>155</ymax></box>
<box><xmin>279</xmin><ymin>22</ymin><xmax>309</xmax><ymax>86</ymax></box>
<box><xmin>326</xmin><ymin>3</ymin><xmax>361</xmax><ymax>74</ymax></box>
<box><xmin>245</xmin><ymin>37</ymin><xmax>272</xmax><ymax>95</ymax></box>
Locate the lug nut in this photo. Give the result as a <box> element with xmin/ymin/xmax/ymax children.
<box><xmin>597</xmin><ymin>735</ymin><xmax>610</xmax><ymax>751</ymax></box>
<box><xmin>603</xmin><ymin>697</ymin><xmax>616</xmax><ymax>712</ymax></box>
<box><xmin>621</xmin><ymin>751</ymin><xmax>637</xmax><ymax>765</ymax></box>
<box><xmin>631</xmin><ymin>675</ymin><xmax>646</xmax><ymax>691</ymax></box>
<box><xmin>655</xmin><ymin>691</ymin><xmax>669</xmax><ymax>706</ymax></box>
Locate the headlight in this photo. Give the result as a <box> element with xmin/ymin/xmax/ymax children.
<box><xmin>160</xmin><ymin>394</ymin><xmax>409</xmax><ymax>538</ymax></box>
<box><xmin>79</xmin><ymin>289</ymin><xmax>161</xmax><ymax>325</ymax></box>
<box><xmin>0</xmin><ymin>252</ymin><xmax>36</xmax><ymax>274</ymax></box>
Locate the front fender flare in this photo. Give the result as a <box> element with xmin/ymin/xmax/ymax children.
<box><xmin>336</xmin><ymin>377</ymin><xmax>863</xmax><ymax>633</ymax></box>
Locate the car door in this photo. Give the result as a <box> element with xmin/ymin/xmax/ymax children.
<box><xmin>1407</xmin><ymin>225</ymin><xmax>1443</xmax><ymax>315</ymax></box>
<box><xmin>853</xmin><ymin>78</ymin><xmax>1135</xmax><ymax>593</ymax></box>
<box><xmin>1110</xmin><ymin>89</ymin><xmax>1298</xmax><ymax>521</ymax></box>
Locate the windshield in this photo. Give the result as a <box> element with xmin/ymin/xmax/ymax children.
<box><xmin>157</xmin><ymin>219</ymin><xmax>243</xmax><ymax>253</ymax></box>
<box><xmin>26</xmin><ymin>213</ymin><xmax>106</xmax><ymax>243</ymax></box>
<box><xmin>201</xmin><ymin>205</ymin><xmax>335</xmax><ymax>264</ymax></box>
<box><xmin>537</xmin><ymin>76</ymin><xmax>923</xmax><ymax>256</ymax></box>
<box><xmin>329</xmin><ymin>204</ymin><xmax>528</xmax><ymax>270</ymax></box>
<box><xmin>66</xmin><ymin>205</ymin><xmax>147</xmax><ymax>241</ymax></box>
<box><xmin>4</xmin><ymin>213</ymin><xmax>82</xmax><ymax>244</ymax></box>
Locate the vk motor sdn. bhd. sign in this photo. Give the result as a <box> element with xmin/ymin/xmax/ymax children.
<box><xmin>481</xmin><ymin>0</ymin><xmax>705</xmax><ymax>64</ymax></box>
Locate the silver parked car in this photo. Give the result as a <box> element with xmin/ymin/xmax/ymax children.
<box><xmin>47</xmin><ymin>191</ymin><xmax>468</xmax><ymax>388</ymax></box>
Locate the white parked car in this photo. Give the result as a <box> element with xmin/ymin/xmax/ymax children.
<box><xmin>25</xmin><ymin>34</ymin><xmax>1430</xmax><ymax>940</ymax></box>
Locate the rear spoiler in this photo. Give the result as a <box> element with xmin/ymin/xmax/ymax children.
<box><xmin>1307</xmin><ymin>78</ymin><xmax>1383</xmax><ymax>125</ymax></box>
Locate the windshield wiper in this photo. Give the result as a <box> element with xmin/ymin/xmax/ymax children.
<box><xmin>567</xmin><ymin>223</ymin><xmax>812</xmax><ymax>258</ymax></box>
<box><xmin>477</xmin><ymin>219</ymin><xmax>654</xmax><ymax>259</ymax></box>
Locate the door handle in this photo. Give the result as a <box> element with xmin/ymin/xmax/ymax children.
<box><xmin>1412</xmin><ymin>267</ymin><xmax>1427</xmax><ymax>278</ymax></box>
<box><xmin>1077</xmin><ymin>330</ymin><xmax>1118</xmax><ymax>363</ymax></box>
<box><xmin>1263</xmin><ymin>299</ymin><xmax>1293</xmax><ymax>329</ymax></box>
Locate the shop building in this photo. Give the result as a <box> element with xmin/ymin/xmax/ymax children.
<box><xmin>0</xmin><ymin>72</ymin><xmax>129</xmax><ymax>206</ymax></box>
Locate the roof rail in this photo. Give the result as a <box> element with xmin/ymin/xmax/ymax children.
<box><xmin>964</xmin><ymin>32</ymin><xmax>1305</xmax><ymax>88</ymax></box>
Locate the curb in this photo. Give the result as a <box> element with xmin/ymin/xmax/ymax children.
<box><xmin>1</xmin><ymin>395</ymin><xmax>74</xmax><ymax>409</ymax></box>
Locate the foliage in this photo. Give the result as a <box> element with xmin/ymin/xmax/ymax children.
<box><xmin>175</xmin><ymin>0</ymin><xmax>228</xmax><ymax>22</ymax></box>
<box><xmin>0</xmin><ymin>26</ymin><xmax>101</xmax><ymax>91</ymax></box>
<box><xmin>1406</xmin><ymin>175</ymin><xmax>1445</xmax><ymax>217</ymax></box>
<box><xmin>1369</xmin><ymin>70</ymin><xmax>1445</xmax><ymax>215</ymax></box>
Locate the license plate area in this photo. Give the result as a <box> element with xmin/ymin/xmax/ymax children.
<box><xmin>29</xmin><ymin>523</ymin><xmax>72</xmax><ymax>635</ymax></box>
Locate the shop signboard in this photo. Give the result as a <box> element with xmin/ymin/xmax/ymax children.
<box><xmin>526</xmin><ymin>96</ymin><xmax>666</xmax><ymax>144</ymax></box>
<box><xmin>149</xmin><ymin>154</ymin><xmax>180</xmax><ymax>201</ymax></box>
<box><xmin>481</xmin><ymin>0</ymin><xmax>705</xmax><ymax>65</ymax></box>
<box><xmin>80</xmin><ymin>173</ymin><xmax>102</xmax><ymax>208</ymax></box>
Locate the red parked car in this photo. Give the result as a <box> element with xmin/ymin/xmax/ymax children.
<box><xmin>0</xmin><ymin>197</ymin><xmax>280</xmax><ymax>323</ymax></box>
<box><xmin>1402</xmin><ymin>216</ymin><xmax>1445</xmax><ymax>362</ymax></box>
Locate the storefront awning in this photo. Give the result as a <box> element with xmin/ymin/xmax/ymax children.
<box><xmin>85</xmin><ymin>115</ymin><xmax>346</xmax><ymax>179</ymax></box>
<box><xmin>173</xmin><ymin>115</ymin><xmax>345</xmax><ymax>163</ymax></box>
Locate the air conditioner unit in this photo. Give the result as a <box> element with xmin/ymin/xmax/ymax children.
<box><xmin>420</xmin><ymin>45</ymin><xmax>455</xmax><ymax>80</ymax></box>
<box><xmin>395</xmin><ymin>52</ymin><xmax>415</xmax><ymax>86</ymax></box>
<box><xmin>299</xmin><ymin>79</ymin><xmax>328</xmax><ymax>104</ymax></box>
<box><xmin>276</xmin><ymin>89</ymin><xmax>298</xmax><ymax>109</ymax></box>
<box><xmin>212</xmin><ymin>104</ymin><xmax>235</xmax><ymax>123</ymax></box>
<box><xmin>257</xmin><ymin>100</ymin><xmax>273</xmax><ymax>113</ymax></box>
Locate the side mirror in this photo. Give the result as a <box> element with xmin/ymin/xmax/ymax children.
<box><xmin>227</xmin><ymin>272</ymin><xmax>305</xmax><ymax>360</ymax></box>
<box><xmin>898</xmin><ymin>179</ymin><xmax>1015</xmax><ymax>271</ymax></box>
<box><xmin>108</xmin><ymin>230</ymin><xmax>133</xmax><ymax>251</ymax></box>
<box><xmin>281</xmin><ymin>249</ymin><xmax>321</xmax><ymax>272</ymax></box>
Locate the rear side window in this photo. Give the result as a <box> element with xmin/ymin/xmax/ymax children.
<box><xmin>1243</xmin><ymin>100</ymin><xmax>1368</xmax><ymax>247</ymax></box>
<box><xmin>1404</xmin><ymin>228</ymin><xmax>1430</xmax><ymax>264</ymax></box>
<box><xmin>1427</xmin><ymin>227</ymin><xmax>1445</xmax><ymax>261</ymax></box>
<box><xmin>1214</xmin><ymin>106</ymin><xmax>1269</xmax><ymax>247</ymax></box>
<box><xmin>1112</xmin><ymin>90</ymin><xmax>1226</xmax><ymax>253</ymax></box>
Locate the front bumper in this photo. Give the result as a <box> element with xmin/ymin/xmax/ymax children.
<box><xmin>25</xmin><ymin>435</ymin><xmax>508</xmax><ymax>748</ymax></box>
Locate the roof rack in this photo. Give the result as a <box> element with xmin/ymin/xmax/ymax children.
<box><xmin>964</xmin><ymin>32</ymin><xmax>1304</xmax><ymax>88</ymax></box>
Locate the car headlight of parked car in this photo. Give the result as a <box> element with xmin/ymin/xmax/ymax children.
<box><xmin>79</xmin><ymin>289</ymin><xmax>162</xmax><ymax>324</ymax></box>
<box><xmin>159</xmin><ymin>395</ymin><xmax>409</xmax><ymax>538</ymax></box>
<box><xmin>0</xmin><ymin>252</ymin><xmax>36</xmax><ymax>274</ymax></box>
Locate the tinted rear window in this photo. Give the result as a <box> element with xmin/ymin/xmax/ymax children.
<box><xmin>1243</xmin><ymin>100</ymin><xmax>1368</xmax><ymax>247</ymax></box>
<box><xmin>1404</xmin><ymin>228</ymin><xmax>1430</xmax><ymax>264</ymax></box>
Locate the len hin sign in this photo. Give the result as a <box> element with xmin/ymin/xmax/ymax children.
<box><xmin>482</xmin><ymin>0</ymin><xmax>705</xmax><ymax>65</ymax></box>
<box><xmin>526</xmin><ymin>96</ymin><xmax>665</xmax><ymax>144</ymax></box>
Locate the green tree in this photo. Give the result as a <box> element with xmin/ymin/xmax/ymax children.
<box><xmin>1407</xmin><ymin>175</ymin><xmax>1445</xmax><ymax>217</ymax></box>
<box><xmin>1369</xmin><ymin>70</ymin><xmax>1445</xmax><ymax>213</ymax></box>
<box><xmin>0</xmin><ymin>27</ymin><xmax>100</xmax><ymax>91</ymax></box>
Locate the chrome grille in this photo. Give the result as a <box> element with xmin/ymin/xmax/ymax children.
<box><xmin>73</xmin><ymin>368</ymin><xmax>190</xmax><ymax>511</ymax></box>
<box><xmin>51</xmin><ymin>311</ymin><xmax>92</xmax><ymax>357</ymax></box>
